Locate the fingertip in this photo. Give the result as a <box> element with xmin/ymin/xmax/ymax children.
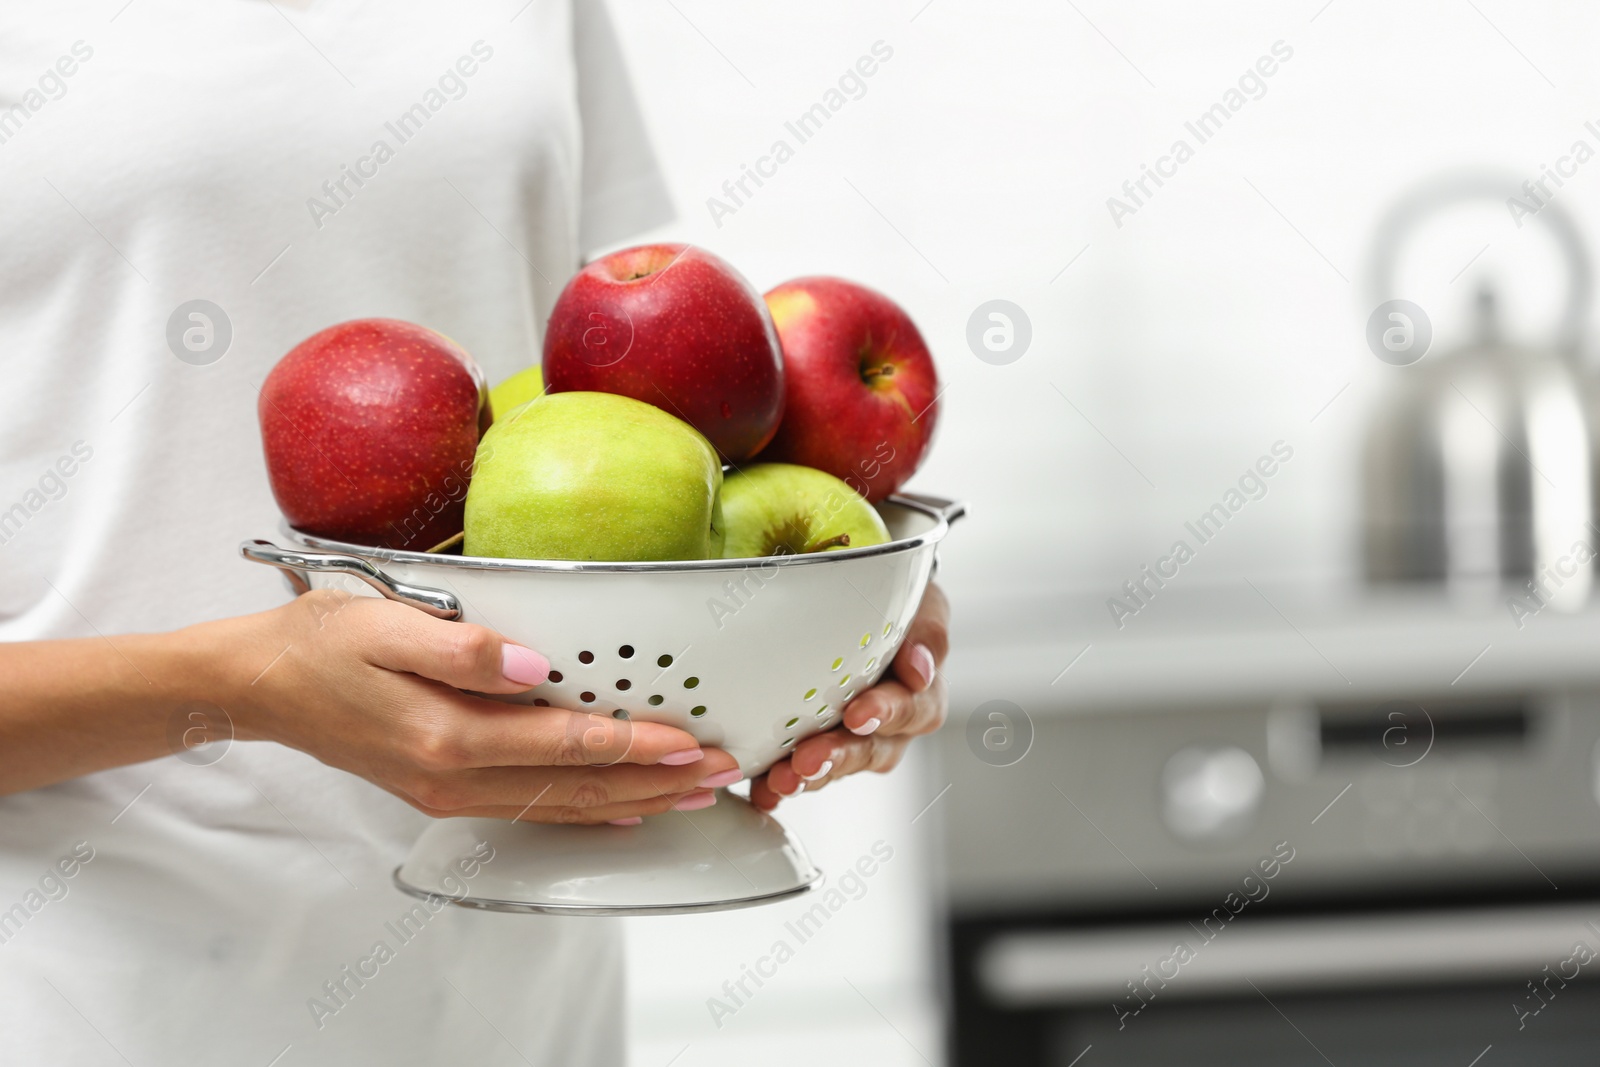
<box><xmin>627</xmin><ymin>723</ymin><xmax>709</xmax><ymax>765</ymax></box>
<box><xmin>791</xmin><ymin>736</ymin><xmax>838</xmax><ymax>780</ymax></box>
<box><xmin>500</xmin><ymin>643</ymin><xmax>550</xmax><ymax>687</ymax></box>
<box><xmin>672</xmin><ymin>789</ymin><xmax>717</xmax><ymax>812</ymax></box>
<box><xmin>763</xmin><ymin>760</ymin><xmax>795</xmax><ymax>797</ymax></box>
<box><xmin>766</xmin><ymin>761</ymin><xmax>806</xmax><ymax>798</ymax></box>
<box><xmin>902</xmin><ymin>642</ymin><xmax>935</xmax><ymax>692</ymax></box>
<box><xmin>750</xmin><ymin>778</ymin><xmax>779</xmax><ymax>811</ymax></box>
<box><xmin>843</xmin><ymin>693</ymin><xmax>884</xmax><ymax>733</ymax></box>
<box><xmin>801</xmin><ymin>758</ymin><xmax>834</xmax><ymax>782</ymax></box>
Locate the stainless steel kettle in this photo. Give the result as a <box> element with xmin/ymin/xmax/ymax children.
<box><xmin>1362</xmin><ymin>174</ymin><xmax>1598</xmax><ymax>611</ymax></box>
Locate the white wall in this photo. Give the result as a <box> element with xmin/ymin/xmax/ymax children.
<box><xmin>608</xmin><ymin>2</ymin><xmax>1600</xmax><ymax>1062</ymax></box>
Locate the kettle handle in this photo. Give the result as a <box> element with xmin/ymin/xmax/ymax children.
<box><xmin>1369</xmin><ymin>171</ymin><xmax>1592</xmax><ymax>353</ymax></box>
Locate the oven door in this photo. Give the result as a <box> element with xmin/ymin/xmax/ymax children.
<box><xmin>953</xmin><ymin>900</ymin><xmax>1600</xmax><ymax>1066</ymax></box>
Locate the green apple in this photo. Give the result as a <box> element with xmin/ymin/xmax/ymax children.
<box><xmin>464</xmin><ymin>391</ymin><xmax>723</xmax><ymax>561</ymax></box>
<box><xmin>489</xmin><ymin>364</ymin><xmax>544</xmax><ymax>421</ymax></box>
<box><xmin>720</xmin><ymin>463</ymin><xmax>890</xmax><ymax>558</ymax></box>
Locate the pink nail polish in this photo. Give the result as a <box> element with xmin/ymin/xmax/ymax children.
<box><xmin>801</xmin><ymin>759</ymin><xmax>834</xmax><ymax>782</ymax></box>
<box><xmin>701</xmin><ymin>768</ymin><xmax>744</xmax><ymax>788</ymax></box>
<box><xmin>501</xmin><ymin>644</ymin><xmax>550</xmax><ymax>686</ymax></box>
<box><xmin>673</xmin><ymin>790</ymin><xmax>717</xmax><ymax>812</ymax></box>
<box><xmin>608</xmin><ymin>817</ymin><xmax>643</xmax><ymax>826</ymax></box>
<box><xmin>907</xmin><ymin>642</ymin><xmax>935</xmax><ymax>691</ymax></box>
<box><xmin>800</xmin><ymin>758</ymin><xmax>838</xmax><ymax>783</ymax></box>
<box><xmin>849</xmin><ymin>717</ymin><xmax>881</xmax><ymax>736</ymax></box>
<box><xmin>660</xmin><ymin>749</ymin><xmax>705</xmax><ymax>766</ymax></box>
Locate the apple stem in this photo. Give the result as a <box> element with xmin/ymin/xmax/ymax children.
<box><xmin>803</xmin><ymin>532</ymin><xmax>852</xmax><ymax>553</ymax></box>
<box><xmin>424</xmin><ymin>531</ymin><xmax>466</xmax><ymax>554</ymax></box>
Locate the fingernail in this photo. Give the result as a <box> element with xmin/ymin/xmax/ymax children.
<box><xmin>607</xmin><ymin>817</ymin><xmax>643</xmax><ymax>826</ymax></box>
<box><xmin>673</xmin><ymin>790</ymin><xmax>717</xmax><ymax>811</ymax></box>
<box><xmin>701</xmin><ymin>768</ymin><xmax>744</xmax><ymax>788</ymax></box>
<box><xmin>660</xmin><ymin>749</ymin><xmax>705</xmax><ymax>766</ymax></box>
<box><xmin>501</xmin><ymin>644</ymin><xmax>550</xmax><ymax>686</ymax></box>
<box><xmin>778</xmin><ymin>779</ymin><xmax>807</xmax><ymax>798</ymax></box>
<box><xmin>849</xmin><ymin>717</ymin><xmax>881</xmax><ymax>736</ymax></box>
<box><xmin>906</xmin><ymin>642</ymin><xmax>935</xmax><ymax>691</ymax></box>
<box><xmin>801</xmin><ymin>759</ymin><xmax>834</xmax><ymax>782</ymax></box>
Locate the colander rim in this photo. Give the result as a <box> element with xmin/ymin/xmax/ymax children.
<box><xmin>282</xmin><ymin>493</ymin><xmax>960</xmax><ymax>574</ymax></box>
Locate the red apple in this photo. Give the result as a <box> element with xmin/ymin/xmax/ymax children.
<box><xmin>541</xmin><ymin>244</ymin><xmax>784</xmax><ymax>462</ymax></box>
<box><xmin>760</xmin><ymin>278</ymin><xmax>939</xmax><ymax>502</ymax></box>
<box><xmin>259</xmin><ymin>319</ymin><xmax>489</xmax><ymax>550</ymax></box>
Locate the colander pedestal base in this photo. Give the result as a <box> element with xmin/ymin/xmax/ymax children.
<box><xmin>393</xmin><ymin>790</ymin><xmax>822</xmax><ymax>916</ymax></box>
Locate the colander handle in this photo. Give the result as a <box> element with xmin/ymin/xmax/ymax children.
<box><xmin>893</xmin><ymin>493</ymin><xmax>967</xmax><ymax>525</ymax></box>
<box><xmin>239</xmin><ymin>540</ymin><xmax>462</xmax><ymax>620</ymax></box>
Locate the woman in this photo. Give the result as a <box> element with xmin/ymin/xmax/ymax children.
<box><xmin>0</xmin><ymin>2</ymin><xmax>949</xmax><ymax>1063</ymax></box>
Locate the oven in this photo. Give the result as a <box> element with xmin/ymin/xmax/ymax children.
<box><xmin>936</xmin><ymin>679</ymin><xmax>1600</xmax><ymax>1065</ymax></box>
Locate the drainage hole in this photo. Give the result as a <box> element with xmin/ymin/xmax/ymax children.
<box><xmin>578</xmin><ymin>650</ymin><xmax>594</xmax><ymax>664</ymax></box>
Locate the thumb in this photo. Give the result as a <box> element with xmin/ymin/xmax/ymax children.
<box><xmin>892</xmin><ymin>582</ymin><xmax>949</xmax><ymax>693</ymax></box>
<box><xmin>359</xmin><ymin>601</ymin><xmax>550</xmax><ymax>694</ymax></box>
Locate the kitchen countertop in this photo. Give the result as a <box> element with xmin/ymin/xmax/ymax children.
<box><xmin>945</xmin><ymin>579</ymin><xmax>1600</xmax><ymax>713</ymax></box>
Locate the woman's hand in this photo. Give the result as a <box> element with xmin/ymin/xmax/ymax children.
<box><xmin>209</xmin><ymin>588</ymin><xmax>740</xmax><ymax>824</ymax></box>
<box><xmin>749</xmin><ymin>582</ymin><xmax>949</xmax><ymax>811</ymax></box>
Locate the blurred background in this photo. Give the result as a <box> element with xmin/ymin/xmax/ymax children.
<box><xmin>609</xmin><ymin>2</ymin><xmax>1600</xmax><ymax>1064</ymax></box>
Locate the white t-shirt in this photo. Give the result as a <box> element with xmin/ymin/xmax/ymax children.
<box><xmin>0</xmin><ymin>3</ymin><xmax>671</xmax><ymax>1063</ymax></box>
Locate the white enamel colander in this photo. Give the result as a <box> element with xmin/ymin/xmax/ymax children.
<box><xmin>241</xmin><ymin>493</ymin><xmax>962</xmax><ymax>915</ymax></box>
